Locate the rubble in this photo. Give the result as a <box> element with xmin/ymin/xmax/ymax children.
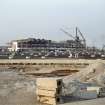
<box><xmin>62</xmin><ymin>62</ymin><xmax>105</xmax><ymax>100</ymax></box>
<box><xmin>63</xmin><ymin>62</ymin><xmax>105</xmax><ymax>86</ymax></box>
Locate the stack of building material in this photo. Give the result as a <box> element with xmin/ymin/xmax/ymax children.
<box><xmin>70</xmin><ymin>82</ymin><xmax>97</xmax><ymax>99</ymax></box>
<box><xmin>87</xmin><ymin>86</ymin><xmax>105</xmax><ymax>97</ymax></box>
<box><xmin>73</xmin><ymin>89</ymin><xmax>97</xmax><ymax>99</ymax></box>
<box><xmin>36</xmin><ymin>78</ymin><xmax>63</xmax><ymax>105</ymax></box>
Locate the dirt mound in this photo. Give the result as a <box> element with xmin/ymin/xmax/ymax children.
<box><xmin>64</xmin><ymin>62</ymin><xmax>105</xmax><ymax>86</ymax></box>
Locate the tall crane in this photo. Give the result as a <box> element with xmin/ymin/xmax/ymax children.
<box><xmin>60</xmin><ymin>27</ymin><xmax>86</xmax><ymax>50</ymax></box>
<box><xmin>60</xmin><ymin>28</ymin><xmax>75</xmax><ymax>39</ymax></box>
<box><xmin>76</xmin><ymin>27</ymin><xmax>86</xmax><ymax>48</ymax></box>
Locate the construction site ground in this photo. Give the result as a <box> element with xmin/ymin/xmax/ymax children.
<box><xmin>0</xmin><ymin>59</ymin><xmax>105</xmax><ymax>105</ymax></box>
<box><xmin>61</xmin><ymin>97</ymin><xmax>105</xmax><ymax>105</ymax></box>
<box><xmin>1</xmin><ymin>70</ymin><xmax>105</xmax><ymax>105</ymax></box>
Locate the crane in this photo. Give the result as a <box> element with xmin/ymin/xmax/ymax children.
<box><xmin>76</xmin><ymin>27</ymin><xmax>86</xmax><ymax>48</ymax></box>
<box><xmin>60</xmin><ymin>28</ymin><xmax>75</xmax><ymax>39</ymax></box>
<box><xmin>60</xmin><ymin>27</ymin><xmax>86</xmax><ymax>50</ymax></box>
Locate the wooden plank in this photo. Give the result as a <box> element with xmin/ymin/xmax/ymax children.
<box><xmin>36</xmin><ymin>78</ymin><xmax>62</xmax><ymax>90</ymax></box>
<box><xmin>36</xmin><ymin>89</ymin><xmax>56</xmax><ymax>97</ymax></box>
<box><xmin>36</xmin><ymin>88</ymin><xmax>62</xmax><ymax>97</ymax></box>
<box><xmin>37</xmin><ymin>95</ymin><xmax>63</xmax><ymax>105</ymax></box>
<box><xmin>36</xmin><ymin>85</ymin><xmax>62</xmax><ymax>91</ymax></box>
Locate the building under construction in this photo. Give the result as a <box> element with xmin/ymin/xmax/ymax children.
<box><xmin>2</xmin><ymin>27</ymin><xmax>105</xmax><ymax>59</ymax></box>
<box><xmin>8</xmin><ymin>27</ymin><xmax>86</xmax><ymax>52</ymax></box>
<box><xmin>8</xmin><ymin>38</ymin><xmax>85</xmax><ymax>52</ymax></box>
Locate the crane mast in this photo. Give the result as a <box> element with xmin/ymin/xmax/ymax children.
<box><xmin>61</xmin><ymin>27</ymin><xmax>86</xmax><ymax>51</ymax></box>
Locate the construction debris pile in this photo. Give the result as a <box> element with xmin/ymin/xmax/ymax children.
<box><xmin>63</xmin><ymin>62</ymin><xmax>105</xmax><ymax>99</ymax></box>
<box><xmin>64</xmin><ymin>62</ymin><xmax>105</xmax><ymax>85</ymax></box>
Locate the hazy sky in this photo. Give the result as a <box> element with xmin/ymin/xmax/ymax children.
<box><xmin>0</xmin><ymin>0</ymin><xmax>105</xmax><ymax>47</ymax></box>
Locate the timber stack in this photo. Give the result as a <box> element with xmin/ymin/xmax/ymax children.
<box><xmin>36</xmin><ymin>78</ymin><xmax>63</xmax><ymax>105</ymax></box>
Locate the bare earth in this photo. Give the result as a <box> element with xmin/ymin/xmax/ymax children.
<box><xmin>0</xmin><ymin>59</ymin><xmax>105</xmax><ymax>105</ymax></box>
<box><xmin>1</xmin><ymin>70</ymin><xmax>105</xmax><ymax>105</ymax></box>
<box><xmin>61</xmin><ymin>97</ymin><xmax>105</xmax><ymax>105</ymax></box>
<box><xmin>0</xmin><ymin>70</ymin><xmax>37</xmax><ymax>105</ymax></box>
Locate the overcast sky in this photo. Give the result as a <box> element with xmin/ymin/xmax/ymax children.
<box><xmin>0</xmin><ymin>0</ymin><xmax>105</xmax><ymax>47</ymax></box>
